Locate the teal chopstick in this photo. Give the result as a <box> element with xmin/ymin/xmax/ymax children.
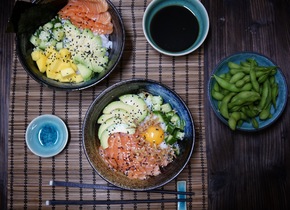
<box><xmin>49</xmin><ymin>180</ymin><xmax>195</xmax><ymax>195</ymax></box>
<box><xmin>46</xmin><ymin>198</ymin><xmax>193</xmax><ymax>205</ymax></box>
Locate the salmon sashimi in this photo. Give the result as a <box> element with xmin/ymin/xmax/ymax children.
<box><xmin>99</xmin><ymin>132</ymin><xmax>175</xmax><ymax>180</ymax></box>
<box><xmin>58</xmin><ymin>0</ymin><xmax>113</xmax><ymax>34</ymax></box>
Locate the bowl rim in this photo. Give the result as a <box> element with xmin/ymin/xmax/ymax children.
<box><xmin>82</xmin><ymin>78</ymin><xmax>196</xmax><ymax>190</ymax></box>
<box><xmin>208</xmin><ymin>51</ymin><xmax>288</xmax><ymax>131</ymax></box>
<box><xmin>25</xmin><ymin>114</ymin><xmax>68</xmax><ymax>157</ymax></box>
<box><xmin>16</xmin><ymin>0</ymin><xmax>125</xmax><ymax>91</ymax></box>
<box><xmin>142</xmin><ymin>0</ymin><xmax>209</xmax><ymax>56</ymax></box>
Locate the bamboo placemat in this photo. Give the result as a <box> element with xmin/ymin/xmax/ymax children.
<box><xmin>8</xmin><ymin>0</ymin><xmax>207</xmax><ymax>209</ymax></box>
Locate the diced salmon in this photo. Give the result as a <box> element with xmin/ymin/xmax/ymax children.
<box><xmin>58</xmin><ymin>0</ymin><xmax>113</xmax><ymax>34</ymax></box>
<box><xmin>99</xmin><ymin>131</ymin><xmax>175</xmax><ymax>180</ymax></box>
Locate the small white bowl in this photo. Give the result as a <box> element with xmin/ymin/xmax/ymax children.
<box><xmin>25</xmin><ymin>114</ymin><xmax>68</xmax><ymax>157</ymax></box>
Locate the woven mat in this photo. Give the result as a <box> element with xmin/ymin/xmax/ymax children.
<box><xmin>8</xmin><ymin>1</ymin><xmax>207</xmax><ymax>209</ymax></box>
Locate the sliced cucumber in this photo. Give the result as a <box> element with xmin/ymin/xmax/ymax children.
<box><xmin>43</xmin><ymin>22</ymin><xmax>53</xmax><ymax>31</ymax></box>
<box><xmin>160</xmin><ymin>103</ymin><xmax>172</xmax><ymax>113</ymax></box>
<box><xmin>30</xmin><ymin>35</ymin><xmax>41</xmax><ymax>47</ymax></box>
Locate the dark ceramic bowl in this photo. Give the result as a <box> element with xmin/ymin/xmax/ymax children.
<box><xmin>15</xmin><ymin>0</ymin><xmax>125</xmax><ymax>91</ymax></box>
<box><xmin>83</xmin><ymin>79</ymin><xmax>195</xmax><ymax>191</ymax></box>
<box><xmin>208</xmin><ymin>52</ymin><xmax>288</xmax><ymax>131</ymax></box>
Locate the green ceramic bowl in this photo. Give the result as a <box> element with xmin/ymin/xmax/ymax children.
<box><xmin>143</xmin><ymin>0</ymin><xmax>209</xmax><ymax>56</ymax></box>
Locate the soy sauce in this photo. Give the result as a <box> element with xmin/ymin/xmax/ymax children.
<box><xmin>150</xmin><ymin>5</ymin><xmax>199</xmax><ymax>52</ymax></box>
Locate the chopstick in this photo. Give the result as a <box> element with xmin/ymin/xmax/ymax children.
<box><xmin>46</xmin><ymin>198</ymin><xmax>193</xmax><ymax>206</ymax></box>
<box><xmin>49</xmin><ymin>180</ymin><xmax>195</xmax><ymax>195</ymax></box>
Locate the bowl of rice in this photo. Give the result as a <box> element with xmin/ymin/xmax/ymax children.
<box><xmin>82</xmin><ymin>79</ymin><xmax>195</xmax><ymax>190</ymax></box>
<box><xmin>15</xmin><ymin>0</ymin><xmax>125</xmax><ymax>91</ymax></box>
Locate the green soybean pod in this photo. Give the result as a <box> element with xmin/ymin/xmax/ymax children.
<box><xmin>228</xmin><ymin>112</ymin><xmax>241</xmax><ymax>130</ymax></box>
<box><xmin>250</xmin><ymin>67</ymin><xmax>260</xmax><ymax>92</ymax></box>
<box><xmin>228</xmin><ymin>61</ymin><xmax>241</xmax><ymax>69</ymax></box>
<box><xmin>259</xmin><ymin>103</ymin><xmax>272</xmax><ymax>120</ymax></box>
<box><xmin>270</xmin><ymin>69</ymin><xmax>277</xmax><ymax>76</ymax></box>
<box><xmin>240</xmin><ymin>61</ymin><xmax>251</xmax><ymax>67</ymax></box>
<box><xmin>256</xmin><ymin>70</ymin><xmax>270</xmax><ymax>78</ymax></box>
<box><xmin>235</xmin><ymin>75</ymin><xmax>251</xmax><ymax>88</ymax></box>
<box><xmin>240</xmin><ymin>83</ymin><xmax>253</xmax><ymax>91</ymax></box>
<box><xmin>252</xmin><ymin>118</ymin><xmax>259</xmax><ymax>129</ymax></box>
<box><xmin>213</xmin><ymin>74</ymin><xmax>241</xmax><ymax>92</ymax></box>
<box><xmin>213</xmin><ymin>82</ymin><xmax>220</xmax><ymax>92</ymax></box>
<box><xmin>211</xmin><ymin>89</ymin><xmax>224</xmax><ymax>101</ymax></box>
<box><xmin>241</xmin><ymin>107</ymin><xmax>255</xmax><ymax>118</ymax></box>
<box><xmin>258</xmin><ymin>74</ymin><xmax>269</xmax><ymax>84</ymax></box>
<box><xmin>258</xmin><ymin>79</ymin><xmax>270</xmax><ymax>110</ymax></box>
<box><xmin>229</xmin><ymin>72</ymin><xmax>245</xmax><ymax>84</ymax></box>
<box><xmin>271</xmin><ymin>83</ymin><xmax>279</xmax><ymax>108</ymax></box>
<box><xmin>231</xmin><ymin>91</ymin><xmax>260</xmax><ymax>104</ymax></box>
<box><xmin>219</xmin><ymin>92</ymin><xmax>236</xmax><ymax>119</ymax></box>
<box><xmin>269</xmin><ymin>75</ymin><xmax>275</xmax><ymax>85</ymax></box>
<box><xmin>246</xmin><ymin>58</ymin><xmax>258</xmax><ymax>66</ymax></box>
<box><xmin>229</xmin><ymin>68</ymin><xmax>243</xmax><ymax>75</ymax></box>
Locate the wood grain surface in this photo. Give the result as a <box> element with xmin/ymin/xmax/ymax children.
<box><xmin>1</xmin><ymin>0</ymin><xmax>15</xmax><ymax>209</ymax></box>
<box><xmin>203</xmin><ymin>0</ymin><xmax>290</xmax><ymax>209</ymax></box>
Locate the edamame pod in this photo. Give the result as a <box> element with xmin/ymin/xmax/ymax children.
<box><xmin>211</xmin><ymin>89</ymin><xmax>224</xmax><ymax>100</ymax></box>
<box><xmin>228</xmin><ymin>61</ymin><xmax>241</xmax><ymax>69</ymax></box>
<box><xmin>249</xmin><ymin>62</ymin><xmax>260</xmax><ymax>92</ymax></box>
<box><xmin>213</xmin><ymin>74</ymin><xmax>241</xmax><ymax>92</ymax></box>
<box><xmin>252</xmin><ymin>118</ymin><xmax>259</xmax><ymax>129</ymax></box>
<box><xmin>229</xmin><ymin>72</ymin><xmax>245</xmax><ymax>84</ymax></box>
<box><xmin>258</xmin><ymin>79</ymin><xmax>270</xmax><ymax>110</ymax></box>
<box><xmin>271</xmin><ymin>83</ymin><xmax>278</xmax><ymax>108</ymax></box>
<box><xmin>259</xmin><ymin>103</ymin><xmax>272</xmax><ymax>120</ymax></box>
<box><xmin>235</xmin><ymin>75</ymin><xmax>250</xmax><ymax>88</ymax></box>
<box><xmin>257</xmin><ymin>74</ymin><xmax>269</xmax><ymax>84</ymax></box>
<box><xmin>219</xmin><ymin>92</ymin><xmax>236</xmax><ymax>119</ymax></box>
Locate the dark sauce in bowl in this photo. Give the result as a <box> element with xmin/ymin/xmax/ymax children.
<box><xmin>150</xmin><ymin>5</ymin><xmax>199</xmax><ymax>52</ymax></box>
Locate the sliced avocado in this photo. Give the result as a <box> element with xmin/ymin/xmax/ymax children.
<box><xmin>77</xmin><ymin>63</ymin><xmax>92</xmax><ymax>81</ymax></box>
<box><xmin>98</xmin><ymin>117</ymin><xmax>136</xmax><ymax>139</ymax></box>
<box><xmin>99</xmin><ymin>123</ymin><xmax>136</xmax><ymax>149</ymax></box>
<box><xmin>97</xmin><ymin>108</ymin><xmax>131</xmax><ymax>124</ymax></box>
<box><xmin>82</xmin><ymin>28</ymin><xmax>94</xmax><ymax>39</ymax></box>
<box><xmin>102</xmin><ymin>101</ymin><xmax>134</xmax><ymax>114</ymax></box>
<box><xmin>119</xmin><ymin>94</ymin><xmax>148</xmax><ymax>122</ymax></box>
<box><xmin>87</xmin><ymin>35</ymin><xmax>103</xmax><ymax>49</ymax></box>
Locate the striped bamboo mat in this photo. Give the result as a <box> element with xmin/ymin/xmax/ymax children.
<box><xmin>8</xmin><ymin>0</ymin><xmax>207</xmax><ymax>209</ymax></box>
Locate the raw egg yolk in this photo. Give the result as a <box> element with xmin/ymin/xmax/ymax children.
<box><xmin>144</xmin><ymin>126</ymin><xmax>164</xmax><ymax>145</ymax></box>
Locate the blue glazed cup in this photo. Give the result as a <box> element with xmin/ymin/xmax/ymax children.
<box><xmin>143</xmin><ymin>0</ymin><xmax>209</xmax><ymax>56</ymax></box>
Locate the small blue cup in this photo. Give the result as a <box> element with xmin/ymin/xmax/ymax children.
<box><xmin>143</xmin><ymin>0</ymin><xmax>209</xmax><ymax>56</ymax></box>
<box><xmin>25</xmin><ymin>114</ymin><xmax>68</xmax><ymax>157</ymax></box>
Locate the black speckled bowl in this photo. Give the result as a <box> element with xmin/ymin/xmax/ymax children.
<box><xmin>15</xmin><ymin>0</ymin><xmax>125</xmax><ymax>91</ymax></box>
<box><xmin>82</xmin><ymin>79</ymin><xmax>195</xmax><ymax>191</ymax></box>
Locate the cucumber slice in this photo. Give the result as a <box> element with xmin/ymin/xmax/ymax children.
<box><xmin>165</xmin><ymin>134</ymin><xmax>177</xmax><ymax>145</ymax></box>
<box><xmin>43</xmin><ymin>22</ymin><xmax>53</xmax><ymax>31</ymax></box>
<box><xmin>39</xmin><ymin>30</ymin><xmax>51</xmax><ymax>41</ymax></box>
<box><xmin>30</xmin><ymin>35</ymin><xmax>41</xmax><ymax>47</ymax></box>
<box><xmin>55</xmin><ymin>42</ymin><xmax>64</xmax><ymax>51</ymax></box>
<box><xmin>160</xmin><ymin>103</ymin><xmax>172</xmax><ymax>113</ymax></box>
<box><xmin>53</xmin><ymin>28</ymin><xmax>64</xmax><ymax>41</ymax></box>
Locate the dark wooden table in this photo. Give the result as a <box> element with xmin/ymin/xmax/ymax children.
<box><xmin>1</xmin><ymin>0</ymin><xmax>290</xmax><ymax>209</ymax></box>
<box><xmin>203</xmin><ymin>0</ymin><xmax>290</xmax><ymax>209</ymax></box>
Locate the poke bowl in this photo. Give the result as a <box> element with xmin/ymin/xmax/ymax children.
<box><xmin>15</xmin><ymin>0</ymin><xmax>125</xmax><ymax>91</ymax></box>
<box><xmin>82</xmin><ymin>79</ymin><xmax>195</xmax><ymax>191</ymax></box>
